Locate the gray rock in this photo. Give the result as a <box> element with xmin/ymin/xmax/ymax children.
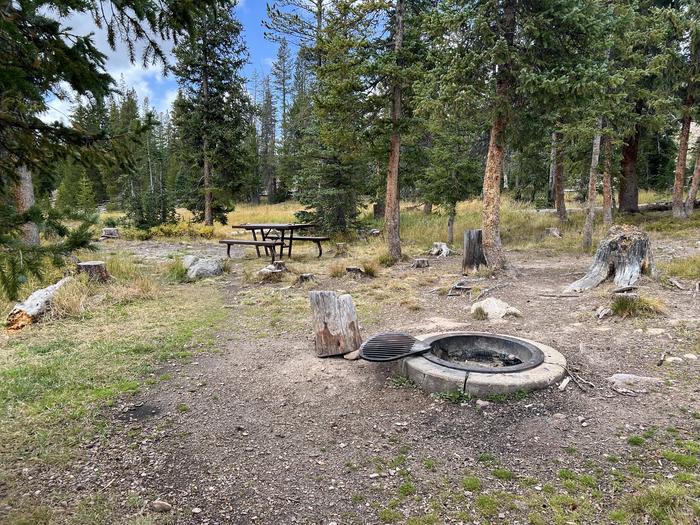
<box><xmin>683</xmin><ymin>353</ymin><xmax>698</xmax><ymax>360</ymax></box>
<box><xmin>665</xmin><ymin>356</ymin><xmax>684</xmax><ymax>364</ymax></box>
<box><xmin>475</xmin><ymin>399</ymin><xmax>491</xmax><ymax>408</ymax></box>
<box><xmin>152</xmin><ymin>500</ymin><xmax>172</xmax><ymax>513</ymax></box>
<box><xmin>182</xmin><ymin>255</ymin><xmax>199</xmax><ymax>269</ymax></box>
<box><xmin>186</xmin><ymin>258</ymin><xmax>223</xmax><ymax>280</ymax></box>
<box><xmin>470</xmin><ymin>297</ymin><xmax>522</xmax><ymax>319</ymax></box>
<box><xmin>607</xmin><ymin>373</ymin><xmax>663</xmax><ymax>392</ymax></box>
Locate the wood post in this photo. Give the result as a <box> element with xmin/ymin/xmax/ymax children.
<box><xmin>309</xmin><ymin>291</ymin><xmax>362</xmax><ymax>357</ymax></box>
<box><xmin>462</xmin><ymin>229</ymin><xmax>487</xmax><ymax>274</ymax></box>
<box><xmin>77</xmin><ymin>261</ymin><xmax>109</xmax><ymax>282</ymax></box>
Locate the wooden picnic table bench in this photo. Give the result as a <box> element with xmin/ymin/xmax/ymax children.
<box><xmin>226</xmin><ymin>223</ymin><xmax>329</xmax><ymax>259</ymax></box>
<box><xmin>219</xmin><ymin>239</ymin><xmax>284</xmax><ymax>262</ymax></box>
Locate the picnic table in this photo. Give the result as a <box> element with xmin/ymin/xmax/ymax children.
<box><xmin>219</xmin><ymin>223</ymin><xmax>330</xmax><ymax>261</ymax></box>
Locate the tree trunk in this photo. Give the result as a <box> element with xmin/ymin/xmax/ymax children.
<box><xmin>77</xmin><ymin>261</ymin><xmax>110</xmax><ymax>283</ymax></box>
<box><xmin>602</xmin><ymin>137</ymin><xmax>613</xmax><ymax>225</ymax></box>
<box><xmin>565</xmin><ymin>225</ymin><xmax>654</xmax><ymax>292</ymax></box>
<box><xmin>373</xmin><ymin>199</ymin><xmax>385</xmax><ymax>220</ymax></box>
<box><xmin>672</xmin><ymin>112</ymin><xmax>693</xmax><ymax>218</ymax></box>
<box><xmin>384</xmin><ymin>0</ymin><xmax>404</xmax><ymax>261</ymax></box>
<box><xmin>462</xmin><ymin>229</ymin><xmax>487</xmax><ymax>274</ymax></box>
<box><xmin>309</xmin><ymin>291</ymin><xmax>363</xmax><ymax>357</ymax></box>
<box><xmin>619</xmin><ymin>127</ymin><xmax>640</xmax><ymax>213</ymax></box>
<box><xmin>548</xmin><ymin>132</ymin><xmax>556</xmax><ymax>205</ymax></box>
<box><xmin>14</xmin><ymin>165</ymin><xmax>39</xmax><ymax>245</ymax></box>
<box><xmin>6</xmin><ymin>277</ymin><xmax>72</xmax><ymax>331</ymax></box>
<box><xmin>422</xmin><ymin>202</ymin><xmax>432</xmax><ymax>215</ymax></box>
<box><xmin>552</xmin><ymin>132</ymin><xmax>567</xmax><ymax>223</ymax></box>
<box><xmin>202</xmin><ymin>32</ymin><xmax>213</xmax><ymax>227</ymax></box>
<box><xmin>447</xmin><ymin>202</ymin><xmax>456</xmax><ymax>244</ymax></box>
<box><xmin>582</xmin><ymin>119</ymin><xmax>603</xmax><ymax>250</ymax></box>
<box><xmin>685</xmin><ymin>140</ymin><xmax>700</xmax><ymax>217</ymax></box>
<box><xmin>481</xmin><ymin>0</ymin><xmax>515</xmax><ymax>270</ymax></box>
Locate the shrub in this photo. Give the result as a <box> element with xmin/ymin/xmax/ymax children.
<box><xmin>329</xmin><ymin>261</ymin><xmax>346</xmax><ymax>278</ymax></box>
<box><xmin>375</xmin><ymin>250</ymin><xmax>398</xmax><ymax>267</ymax></box>
<box><xmin>166</xmin><ymin>259</ymin><xmax>188</xmax><ymax>283</ymax></box>
<box><xmin>361</xmin><ymin>259</ymin><xmax>379</xmax><ymax>277</ymax></box>
<box><xmin>472</xmin><ymin>306</ymin><xmax>488</xmax><ymax>320</ymax></box>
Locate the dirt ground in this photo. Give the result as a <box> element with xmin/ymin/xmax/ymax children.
<box><xmin>29</xmin><ymin>235</ymin><xmax>700</xmax><ymax>524</ymax></box>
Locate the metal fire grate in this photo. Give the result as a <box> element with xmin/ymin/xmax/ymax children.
<box><xmin>359</xmin><ymin>332</ymin><xmax>431</xmax><ymax>362</ymax></box>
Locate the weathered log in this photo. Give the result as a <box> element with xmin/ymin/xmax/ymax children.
<box><xmin>335</xmin><ymin>243</ymin><xmax>348</xmax><ymax>257</ymax></box>
<box><xmin>429</xmin><ymin>242</ymin><xmax>452</xmax><ymax>257</ymax></box>
<box><xmin>565</xmin><ymin>225</ymin><xmax>655</xmax><ymax>292</ymax></box>
<box><xmin>6</xmin><ymin>277</ymin><xmax>72</xmax><ymax>330</ymax></box>
<box><xmin>309</xmin><ymin>291</ymin><xmax>362</xmax><ymax>357</ymax></box>
<box><xmin>77</xmin><ymin>261</ymin><xmax>110</xmax><ymax>282</ymax></box>
<box><xmin>462</xmin><ymin>229</ymin><xmax>487</xmax><ymax>274</ymax></box>
<box><xmin>412</xmin><ymin>258</ymin><xmax>429</xmax><ymax>268</ymax></box>
<box><xmin>100</xmin><ymin>227</ymin><xmax>120</xmax><ymax>239</ymax></box>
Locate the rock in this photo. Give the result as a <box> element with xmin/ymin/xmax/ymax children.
<box><xmin>182</xmin><ymin>255</ymin><xmax>199</xmax><ymax>269</ymax></box>
<box><xmin>475</xmin><ymin>399</ymin><xmax>491</xmax><ymax>408</ymax></box>
<box><xmin>607</xmin><ymin>373</ymin><xmax>663</xmax><ymax>393</ymax></box>
<box><xmin>665</xmin><ymin>357</ymin><xmax>684</xmax><ymax>364</ymax></box>
<box><xmin>152</xmin><ymin>500</ymin><xmax>172</xmax><ymax>513</ymax></box>
<box><xmin>545</xmin><ymin>227</ymin><xmax>562</xmax><ymax>238</ymax></box>
<box><xmin>343</xmin><ymin>349</ymin><xmax>361</xmax><ymax>361</ymax></box>
<box><xmin>470</xmin><ymin>298</ymin><xmax>521</xmax><ymax>319</ymax></box>
<box><xmin>192</xmin><ymin>507</ymin><xmax>202</xmax><ymax>514</ymax></box>
<box><xmin>99</xmin><ymin>227</ymin><xmax>120</xmax><ymax>239</ymax></box>
<box><xmin>186</xmin><ymin>258</ymin><xmax>223</xmax><ymax>280</ymax></box>
<box><xmin>595</xmin><ymin>306</ymin><xmax>612</xmax><ymax>320</ymax></box>
<box><xmin>683</xmin><ymin>353</ymin><xmax>698</xmax><ymax>360</ymax></box>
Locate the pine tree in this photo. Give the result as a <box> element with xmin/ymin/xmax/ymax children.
<box><xmin>259</xmin><ymin>77</ymin><xmax>278</xmax><ymax>201</ymax></box>
<box><xmin>272</xmin><ymin>39</ymin><xmax>293</xmax><ymax>136</ymax></box>
<box><xmin>173</xmin><ymin>2</ymin><xmax>250</xmax><ymax>225</ymax></box>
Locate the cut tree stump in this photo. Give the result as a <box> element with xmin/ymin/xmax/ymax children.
<box><xmin>309</xmin><ymin>291</ymin><xmax>362</xmax><ymax>357</ymax></box>
<box><xmin>462</xmin><ymin>229</ymin><xmax>487</xmax><ymax>274</ymax></box>
<box><xmin>77</xmin><ymin>261</ymin><xmax>110</xmax><ymax>282</ymax></box>
<box><xmin>346</xmin><ymin>266</ymin><xmax>365</xmax><ymax>278</ymax></box>
<box><xmin>100</xmin><ymin>228</ymin><xmax>120</xmax><ymax>240</ymax></box>
<box><xmin>413</xmin><ymin>258</ymin><xmax>429</xmax><ymax>268</ymax></box>
<box><xmin>335</xmin><ymin>243</ymin><xmax>348</xmax><ymax>257</ymax></box>
<box><xmin>429</xmin><ymin>242</ymin><xmax>453</xmax><ymax>257</ymax></box>
<box><xmin>565</xmin><ymin>225</ymin><xmax>655</xmax><ymax>292</ymax></box>
<box><xmin>6</xmin><ymin>277</ymin><xmax>72</xmax><ymax>331</ymax></box>
<box><xmin>296</xmin><ymin>273</ymin><xmax>316</xmax><ymax>285</ymax></box>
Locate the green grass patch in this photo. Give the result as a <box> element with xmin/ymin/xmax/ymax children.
<box><xmin>662</xmin><ymin>450</ymin><xmax>698</xmax><ymax>469</ymax></box>
<box><xmin>492</xmin><ymin>468</ymin><xmax>515</xmax><ymax>481</ymax></box>
<box><xmin>659</xmin><ymin>254</ymin><xmax>700</xmax><ymax>280</ymax></box>
<box><xmin>611</xmin><ymin>294</ymin><xmax>666</xmax><ymax>318</ymax></box>
<box><xmin>462</xmin><ymin>475</ymin><xmax>482</xmax><ymax>492</ymax></box>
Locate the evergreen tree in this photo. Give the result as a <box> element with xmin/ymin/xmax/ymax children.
<box><xmin>259</xmin><ymin>77</ymin><xmax>278</xmax><ymax>201</ymax></box>
<box><xmin>173</xmin><ymin>1</ymin><xmax>250</xmax><ymax>225</ymax></box>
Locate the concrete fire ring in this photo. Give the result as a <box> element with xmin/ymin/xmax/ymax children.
<box><xmin>392</xmin><ymin>332</ymin><xmax>566</xmax><ymax>397</ymax></box>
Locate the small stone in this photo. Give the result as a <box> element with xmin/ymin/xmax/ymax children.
<box><xmin>475</xmin><ymin>399</ymin><xmax>491</xmax><ymax>408</ymax></box>
<box><xmin>152</xmin><ymin>500</ymin><xmax>172</xmax><ymax>513</ymax></box>
<box><xmin>498</xmin><ymin>513</ymin><xmax>506</xmax><ymax>519</ymax></box>
<box><xmin>683</xmin><ymin>353</ymin><xmax>698</xmax><ymax>360</ymax></box>
<box><xmin>577</xmin><ymin>416</ymin><xmax>586</xmax><ymax>423</ymax></box>
<box><xmin>581</xmin><ymin>421</ymin><xmax>589</xmax><ymax>427</ymax></box>
<box><xmin>369</xmin><ymin>473</ymin><xmax>380</xmax><ymax>479</ymax></box>
<box><xmin>192</xmin><ymin>507</ymin><xmax>202</xmax><ymax>514</ymax></box>
<box><xmin>552</xmin><ymin>413</ymin><xmax>566</xmax><ymax>419</ymax></box>
<box><xmin>343</xmin><ymin>349</ymin><xmax>361</xmax><ymax>361</ymax></box>
<box><xmin>665</xmin><ymin>357</ymin><xmax>684</xmax><ymax>364</ymax></box>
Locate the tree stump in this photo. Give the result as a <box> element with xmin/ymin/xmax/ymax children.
<box><xmin>271</xmin><ymin>261</ymin><xmax>287</xmax><ymax>272</ymax></box>
<box><xmin>100</xmin><ymin>228</ymin><xmax>120</xmax><ymax>240</ymax></box>
<box><xmin>6</xmin><ymin>277</ymin><xmax>72</xmax><ymax>331</ymax></box>
<box><xmin>77</xmin><ymin>261</ymin><xmax>110</xmax><ymax>282</ymax></box>
<box><xmin>335</xmin><ymin>243</ymin><xmax>348</xmax><ymax>257</ymax></box>
<box><xmin>346</xmin><ymin>266</ymin><xmax>366</xmax><ymax>279</ymax></box>
<box><xmin>309</xmin><ymin>291</ymin><xmax>362</xmax><ymax>357</ymax></box>
<box><xmin>462</xmin><ymin>229</ymin><xmax>487</xmax><ymax>274</ymax></box>
<box><xmin>429</xmin><ymin>242</ymin><xmax>453</xmax><ymax>257</ymax></box>
<box><xmin>413</xmin><ymin>258</ymin><xmax>429</xmax><ymax>268</ymax></box>
<box><xmin>296</xmin><ymin>273</ymin><xmax>315</xmax><ymax>285</ymax></box>
<box><xmin>565</xmin><ymin>225</ymin><xmax>655</xmax><ymax>292</ymax></box>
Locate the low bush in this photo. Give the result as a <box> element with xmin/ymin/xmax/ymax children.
<box><xmin>611</xmin><ymin>295</ymin><xmax>666</xmax><ymax>318</ymax></box>
<box><xmin>361</xmin><ymin>259</ymin><xmax>379</xmax><ymax>277</ymax></box>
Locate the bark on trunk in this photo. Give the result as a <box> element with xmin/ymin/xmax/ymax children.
<box><xmin>548</xmin><ymin>133</ymin><xmax>556</xmax><ymax>205</ymax></box>
<box><xmin>462</xmin><ymin>229</ymin><xmax>487</xmax><ymax>274</ymax></box>
<box><xmin>15</xmin><ymin>165</ymin><xmax>39</xmax><ymax>245</ymax></box>
<box><xmin>602</xmin><ymin>137</ymin><xmax>613</xmax><ymax>225</ymax></box>
<box><xmin>76</xmin><ymin>261</ymin><xmax>110</xmax><ymax>283</ymax></box>
<box><xmin>446</xmin><ymin>202</ymin><xmax>456</xmax><ymax>244</ymax></box>
<box><xmin>552</xmin><ymin>132</ymin><xmax>567</xmax><ymax>223</ymax></box>
<box><xmin>384</xmin><ymin>0</ymin><xmax>404</xmax><ymax>260</ymax></box>
<box><xmin>619</xmin><ymin>127</ymin><xmax>640</xmax><ymax>213</ymax></box>
<box><xmin>672</xmin><ymin>112</ymin><xmax>693</xmax><ymax>218</ymax></box>
<box><xmin>481</xmin><ymin>0</ymin><xmax>515</xmax><ymax>270</ymax></box>
<box><xmin>309</xmin><ymin>291</ymin><xmax>362</xmax><ymax>357</ymax></box>
<box><xmin>685</xmin><ymin>141</ymin><xmax>700</xmax><ymax>217</ymax></box>
<box><xmin>202</xmin><ymin>30</ymin><xmax>213</xmax><ymax>227</ymax></box>
<box><xmin>582</xmin><ymin>120</ymin><xmax>603</xmax><ymax>250</ymax></box>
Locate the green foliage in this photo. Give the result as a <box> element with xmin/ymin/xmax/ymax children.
<box><xmin>611</xmin><ymin>295</ymin><xmax>666</xmax><ymax>318</ymax></box>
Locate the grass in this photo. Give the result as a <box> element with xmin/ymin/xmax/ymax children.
<box><xmin>610</xmin><ymin>294</ymin><xmax>666</xmax><ymax>318</ymax></box>
<box><xmin>462</xmin><ymin>475</ymin><xmax>482</xmax><ymax>492</ymax></box>
<box><xmin>620</xmin><ymin>481</ymin><xmax>700</xmax><ymax>525</ymax></box>
<box><xmin>661</xmin><ymin>450</ymin><xmax>698</xmax><ymax>469</ymax></box>
<box><xmin>659</xmin><ymin>254</ymin><xmax>700</xmax><ymax>280</ymax></box>
<box><xmin>472</xmin><ymin>306</ymin><xmax>488</xmax><ymax>320</ymax></box>
<box><xmin>0</xmin><ymin>268</ymin><xmax>227</xmax><ymax>520</ymax></box>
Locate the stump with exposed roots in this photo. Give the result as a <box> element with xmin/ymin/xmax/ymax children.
<box><xmin>565</xmin><ymin>225</ymin><xmax>655</xmax><ymax>292</ymax></box>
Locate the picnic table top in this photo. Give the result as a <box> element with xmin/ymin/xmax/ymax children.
<box><xmin>230</xmin><ymin>223</ymin><xmax>316</xmax><ymax>230</ymax></box>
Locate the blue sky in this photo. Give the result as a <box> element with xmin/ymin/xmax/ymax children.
<box><xmin>44</xmin><ymin>1</ymin><xmax>279</xmax><ymax>123</ymax></box>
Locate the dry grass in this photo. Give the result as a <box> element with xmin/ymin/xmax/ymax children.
<box><xmin>610</xmin><ymin>295</ymin><xmax>666</xmax><ymax>319</ymax></box>
<box><xmin>659</xmin><ymin>255</ymin><xmax>700</xmax><ymax>281</ymax></box>
<box><xmin>328</xmin><ymin>260</ymin><xmax>347</xmax><ymax>278</ymax></box>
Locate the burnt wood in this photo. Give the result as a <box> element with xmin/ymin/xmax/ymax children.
<box><xmin>462</xmin><ymin>229</ymin><xmax>487</xmax><ymax>274</ymax></box>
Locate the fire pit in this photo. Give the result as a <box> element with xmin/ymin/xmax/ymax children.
<box><xmin>393</xmin><ymin>332</ymin><xmax>566</xmax><ymax>396</ymax></box>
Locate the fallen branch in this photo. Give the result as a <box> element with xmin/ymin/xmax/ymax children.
<box><xmin>475</xmin><ymin>283</ymin><xmax>510</xmax><ymax>301</ymax></box>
